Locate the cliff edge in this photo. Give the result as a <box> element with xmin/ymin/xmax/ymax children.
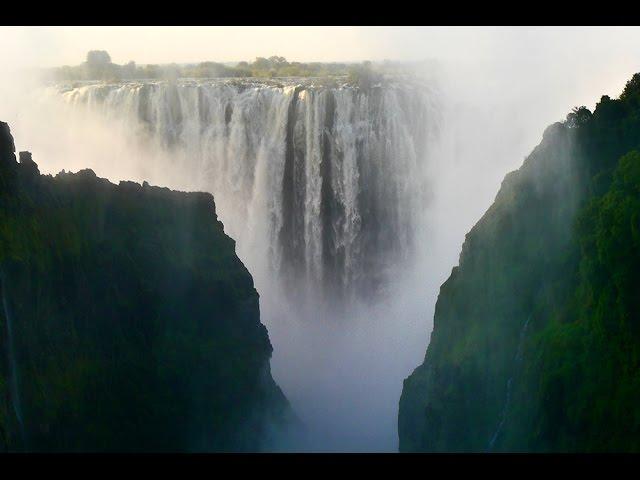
<box><xmin>0</xmin><ymin>121</ymin><xmax>289</xmax><ymax>452</ymax></box>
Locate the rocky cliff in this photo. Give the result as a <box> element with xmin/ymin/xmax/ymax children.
<box><xmin>0</xmin><ymin>121</ymin><xmax>289</xmax><ymax>452</ymax></box>
<box><xmin>399</xmin><ymin>74</ymin><xmax>640</xmax><ymax>452</ymax></box>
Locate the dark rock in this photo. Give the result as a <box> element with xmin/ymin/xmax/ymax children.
<box><xmin>18</xmin><ymin>151</ymin><xmax>39</xmax><ymax>177</ymax></box>
<box><xmin>0</xmin><ymin>121</ymin><xmax>16</xmax><ymax>167</ymax></box>
<box><xmin>0</xmin><ymin>121</ymin><xmax>290</xmax><ymax>452</ymax></box>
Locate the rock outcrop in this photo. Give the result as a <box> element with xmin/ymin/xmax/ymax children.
<box><xmin>0</xmin><ymin>121</ymin><xmax>290</xmax><ymax>452</ymax></box>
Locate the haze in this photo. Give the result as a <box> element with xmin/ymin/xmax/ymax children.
<box><xmin>3</xmin><ymin>26</ymin><xmax>640</xmax><ymax>139</ymax></box>
<box><xmin>2</xmin><ymin>25</ymin><xmax>640</xmax><ymax>451</ymax></box>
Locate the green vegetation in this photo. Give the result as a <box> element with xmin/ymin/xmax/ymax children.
<box><xmin>520</xmin><ymin>150</ymin><xmax>640</xmax><ymax>451</ymax></box>
<box><xmin>399</xmin><ymin>73</ymin><xmax>640</xmax><ymax>452</ymax></box>
<box><xmin>0</xmin><ymin>123</ymin><xmax>289</xmax><ymax>452</ymax></box>
<box><xmin>47</xmin><ymin>51</ymin><xmax>395</xmax><ymax>83</ymax></box>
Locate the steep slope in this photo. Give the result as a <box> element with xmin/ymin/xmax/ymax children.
<box><xmin>399</xmin><ymin>73</ymin><xmax>640</xmax><ymax>452</ymax></box>
<box><xmin>0</xmin><ymin>121</ymin><xmax>289</xmax><ymax>452</ymax></box>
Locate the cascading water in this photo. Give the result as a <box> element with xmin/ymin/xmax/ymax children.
<box><xmin>23</xmin><ymin>77</ymin><xmax>441</xmax><ymax>451</ymax></box>
<box><xmin>46</xmin><ymin>78</ymin><xmax>438</xmax><ymax>305</ymax></box>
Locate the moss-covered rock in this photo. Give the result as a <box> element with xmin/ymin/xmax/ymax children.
<box><xmin>0</xmin><ymin>121</ymin><xmax>290</xmax><ymax>452</ymax></box>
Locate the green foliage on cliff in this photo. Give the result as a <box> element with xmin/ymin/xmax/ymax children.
<box><xmin>0</xmin><ymin>124</ymin><xmax>289</xmax><ymax>452</ymax></box>
<box><xmin>399</xmin><ymin>73</ymin><xmax>640</xmax><ymax>452</ymax></box>
<box><xmin>521</xmin><ymin>150</ymin><xmax>640</xmax><ymax>451</ymax></box>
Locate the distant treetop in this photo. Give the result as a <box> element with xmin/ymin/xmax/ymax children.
<box><xmin>47</xmin><ymin>51</ymin><xmax>409</xmax><ymax>83</ymax></box>
<box><xmin>86</xmin><ymin>50</ymin><xmax>112</xmax><ymax>66</ymax></box>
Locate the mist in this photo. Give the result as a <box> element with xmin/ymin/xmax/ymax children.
<box><xmin>2</xmin><ymin>26</ymin><xmax>640</xmax><ymax>452</ymax></box>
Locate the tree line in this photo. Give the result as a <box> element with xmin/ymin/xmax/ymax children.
<box><xmin>48</xmin><ymin>51</ymin><xmax>396</xmax><ymax>85</ymax></box>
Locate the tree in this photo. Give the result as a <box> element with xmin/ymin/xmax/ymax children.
<box><xmin>86</xmin><ymin>50</ymin><xmax>112</xmax><ymax>66</ymax></box>
<box><xmin>84</xmin><ymin>50</ymin><xmax>114</xmax><ymax>80</ymax></box>
<box><xmin>566</xmin><ymin>106</ymin><xmax>592</xmax><ymax>128</ymax></box>
<box><xmin>122</xmin><ymin>61</ymin><xmax>137</xmax><ymax>79</ymax></box>
<box><xmin>620</xmin><ymin>73</ymin><xmax>640</xmax><ymax>103</ymax></box>
<box><xmin>347</xmin><ymin>62</ymin><xmax>380</xmax><ymax>89</ymax></box>
<box><xmin>268</xmin><ymin>56</ymin><xmax>288</xmax><ymax>66</ymax></box>
<box><xmin>253</xmin><ymin>57</ymin><xmax>271</xmax><ymax>70</ymax></box>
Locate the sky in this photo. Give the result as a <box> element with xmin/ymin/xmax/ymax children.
<box><xmin>2</xmin><ymin>26</ymin><xmax>640</xmax><ymax>69</ymax></box>
<box><xmin>3</xmin><ymin>26</ymin><xmax>640</xmax><ymax>114</ymax></box>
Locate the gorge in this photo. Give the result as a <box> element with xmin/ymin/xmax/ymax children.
<box><xmin>3</xmin><ymin>54</ymin><xmax>640</xmax><ymax>453</ymax></box>
<box><xmin>15</xmin><ymin>77</ymin><xmax>441</xmax><ymax>450</ymax></box>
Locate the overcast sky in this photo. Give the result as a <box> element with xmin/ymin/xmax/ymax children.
<box><xmin>2</xmin><ymin>26</ymin><xmax>640</xmax><ymax>130</ymax></box>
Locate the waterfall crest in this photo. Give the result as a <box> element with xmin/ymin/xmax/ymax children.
<box><xmin>48</xmin><ymin>79</ymin><xmax>439</xmax><ymax>305</ymax></box>
<box><xmin>18</xmin><ymin>76</ymin><xmax>444</xmax><ymax>450</ymax></box>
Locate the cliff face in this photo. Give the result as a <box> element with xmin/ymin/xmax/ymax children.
<box><xmin>399</xmin><ymin>74</ymin><xmax>640</xmax><ymax>452</ymax></box>
<box><xmin>0</xmin><ymin>121</ymin><xmax>289</xmax><ymax>452</ymax></box>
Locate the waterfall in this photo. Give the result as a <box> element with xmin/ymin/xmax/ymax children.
<box><xmin>1</xmin><ymin>269</ymin><xmax>26</xmax><ymax>447</ymax></box>
<box><xmin>487</xmin><ymin>314</ymin><xmax>532</xmax><ymax>451</ymax></box>
<box><xmin>46</xmin><ymin>78</ymin><xmax>439</xmax><ymax>307</ymax></box>
<box><xmin>32</xmin><ymin>78</ymin><xmax>440</xmax><ymax>450</ymax></box>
